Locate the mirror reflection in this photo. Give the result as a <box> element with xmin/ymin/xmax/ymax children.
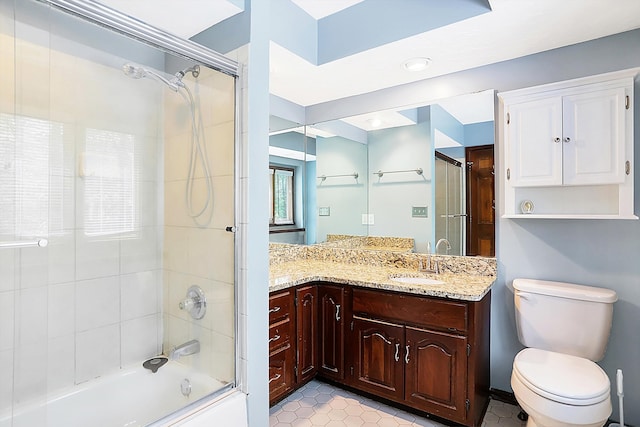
<box><xmin>269</xmin><ymin>90</ymin><xmax>496</xmax><ymax>257</ymax></box>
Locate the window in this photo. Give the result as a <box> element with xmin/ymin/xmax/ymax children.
<box><xmin>82</xmin><ymin>128</ymin><xmax>138</xmax><ymax>238</ymax></box>
<box><xmin>0</xmin><ymin>113</ymin><xmax>65</xmax><ymax>238</ymax></box>
<box><xmin>269</xmin><ymin>166</ymin><xmax>294</xmax><ymax>225</ymax></box>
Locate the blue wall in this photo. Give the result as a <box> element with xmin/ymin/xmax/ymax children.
<box><xmin>307</xmin><ymin>29</ymin><xmax>640</xmax><ymax>424</ymax></box>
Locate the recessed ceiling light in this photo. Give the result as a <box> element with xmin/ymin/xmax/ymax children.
<box><xmin>367</xmin><ymin>118</ymin><xmax>382</xmax><ymax>128</ymax></box>
<box><xmin>403</xmin><ymin>57</ymin><xmax>432</xmax><ymax>72</ymax></box>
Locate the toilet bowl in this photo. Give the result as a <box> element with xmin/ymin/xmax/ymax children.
<box><xmin>512</xmin><ymin>348</ymin><xmax>611</xmax><ymax>427</ymax></box>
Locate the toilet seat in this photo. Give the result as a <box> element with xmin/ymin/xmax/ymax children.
<box><xmin>513</xmin><ymin>348</ymin><xmax>610</xmax><ymax>406</ymax></box>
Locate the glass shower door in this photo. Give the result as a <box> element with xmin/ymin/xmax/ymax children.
<box><xmin>434</xmin><ymin>154</ymin><xmax>464</xmax><ymax>256</ymax></box>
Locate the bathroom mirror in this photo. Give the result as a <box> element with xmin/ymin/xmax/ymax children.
<box><xmin>268</xmin><ymin>116</ymin><xmax>314</xmax><ymax>245</ymax></box>
<box><xmin>309</xmin><ymin>90</ymin><xmax>495</xmax><ymax>256</ymax></box>
<box><xmin>268</xmin><ymin>90</ymin><xmax>496</xmax><ymax>257</ymax></box>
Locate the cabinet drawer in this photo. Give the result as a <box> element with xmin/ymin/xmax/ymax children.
<box><xmin>352</xmin><ymin>288</ymin><xmax>468</xmax><ymax>333</ymax></box>
<box><xmin>269</xmin><ymin>290</ymin><xmax>293</xmax><ymax>324</ymax></box>
<box><xmin>269</xmin><ymin>321</ymin><xmax>293</xmax><ymax>352</ymax></box>
<box><xmin>269</xmin><ymin>344</ymin><xmax>295</xmax><ymax>404</ymax></box>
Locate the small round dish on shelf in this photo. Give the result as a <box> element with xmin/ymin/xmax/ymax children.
<box><xmin>520</xmin><ymin>200</ymin><xmax>534</xmax><ymax>214</ymax></box>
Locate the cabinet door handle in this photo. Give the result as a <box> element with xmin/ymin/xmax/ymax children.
<box><xmin>394</xmin><ymin>343</ymin><xmax>400</xmax><ymax>362</ymax></box>
<box><xmin>268</xmin><ymin>373</ymin><xmax>282</xmax><ymax>383</ymax></box>
<box><xmin>563</xmin><ymin>137</ymin><xmax>571</xmax><ymax>143</ymax></box>
<box><xmin>405</xmin><ymin>345</ymin><xmax>410</xmax><ymax>364</ymax></box>
<box><xmin>372</xmin><ymin>333</ymin><xmax>392</xmax><ymax>345</ymax></box>
<box><xmin>269</xmin><ymin>306</ymin><xmax>281</xmax><ymax>314</ymax></box>
<box><xmin>269</xmin><ymin>334</ymin><xmax>281</xmax><ymax>343</ymax></box>
<box><xmin>553</xmin><ymin>137</ymin><xmax>560</xmax><ymax>143</ymax></box>
<box><xmin>335</xmin><ymin>304</ymin><xmax>341</xmax><ymax>322</ymax></box>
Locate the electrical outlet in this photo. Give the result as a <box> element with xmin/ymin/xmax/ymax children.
<box><xmin>412</xmin><ymin>206</ymin><xmax>428</xmax><ymax>218</ymax></box>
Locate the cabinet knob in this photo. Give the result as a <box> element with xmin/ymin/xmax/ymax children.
<box><xmin>563</xmin><ymin>137</ymin><xmax>571</xmax><ymax>143</ymax></box>
<box><xmin>554</xmin><ymin>137</ymin><xmax>560</xmax><ymax>143</ymax></box>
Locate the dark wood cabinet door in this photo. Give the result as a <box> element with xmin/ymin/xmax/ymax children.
<box><xmin>296</xmin><ymin>285</ymin><xmax>318</xmax><ymax>384</ymax></box>
<box><xmin>352</xmin><ymin>316</ymin><xmax>404</xmax><ymax>402</ymax></box>
<box><xmin>269</xmin><ymin>343</ymin><xmax>295</xmax><ymax>405</ymax></box>
<box><xmin>405</xmin><ymin>326</ymin><xmax>468</xmax><ymax>423</ymax></box>
<box><xmin>318</xmin><ymin>284</ymin><xmax>346</xmax><ymax>380</ymax></box>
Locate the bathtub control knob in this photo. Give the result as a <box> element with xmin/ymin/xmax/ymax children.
<box><xmin>179</xmin><ymin>286</ymin><xmax>206</xmax><ymax>320</ymax></box>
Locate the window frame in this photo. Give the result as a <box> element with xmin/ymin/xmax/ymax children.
<box><xmin>269</xmin><ymin>165</ymin><xmax>295</xmax><ymax>226</ymax></box>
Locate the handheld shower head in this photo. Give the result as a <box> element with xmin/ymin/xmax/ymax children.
<box><xmin>122</xmin><ymin>63</ymin><xmax>180</xmax><ymax>92</ymax></box>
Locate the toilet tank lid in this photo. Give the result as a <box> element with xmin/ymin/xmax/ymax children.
<box><xmin>513</xmin><ymin>279</ymin><xmax>617</xmax><ymax>303</ymax></box>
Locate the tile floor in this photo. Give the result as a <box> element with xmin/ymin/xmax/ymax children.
<box><xmin>269</xmin><ymin>380</ymin><xmax>526</xmax><ymax>427</ymax></box>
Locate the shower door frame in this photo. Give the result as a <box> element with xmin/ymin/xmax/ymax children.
<box><xmin>34</xmin><ymin>0</ymin><xmax>244</xmax><ymax>422</ymax></box>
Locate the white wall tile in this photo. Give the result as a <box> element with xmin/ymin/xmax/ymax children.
<box><xmin>201</xmin><ymin>281</ymin><xmax>234</xmax><ymax>338</ymax></box>
<box><xmin>19</xmin><ymin>245</ymin><xmax>48</xmax><ymax>289</ymax></box>
<box><xmin>210</xmin><ymin>331</ymin><xmax>235</xmax><ymax>383</ymax></box>
<box><xmin>46</xmin><ymin>232</ymin><xmax>75</xmax><ymax>285</ymax></box>
<box><xmin>121</xmin><ymin>314</ymin><xmax>160</xmax><ymax>367</ymax></box>
<box><xmin>13</xmin><ymin>343</ymin><xmax>47</xmax><ymax>404</ymax></box>
<box><xmin>75</xmin><ymin>324</ymin><xmax>120</xmax><ymax>383</ymax></box>
<box><xmin>205</xmin><ymin>122</ymin><xmax>235</xmax><ymax>178</ymax></box>
<box><xmin>48</xmin><ymin>282</ymin><xmax>75</xmax><ymax>338</ymax></box>
<box><xmin>120</xmin><ymin>226</ymin><xmax>159</xmax><ymax>274</ymax></box>
<box><xmin>75</xmin><ymin>276</ymin><xmax>119</xmax><ymax>332</ymax></box>
<box><xmin>0</xmin><ymin>248</ymin><xmax>16</xmax><ymax>292</ymax></box>
<box><xmin>75</xmin><ymin>234</ymin><xmax>120</xmax><ymax>281</ymax></box>
<box><xmin>16</xmin><ymin>287</ymin><xmax>47</xmax><ymax>346</ymax></box>
<box><xmin>120</xmin><ymin>270</ymin><xmax>160</xmax><ymax>320</ymax></box>
<box><xmin>0</xmin><ymin>349</ymin><xmax>13</xmax><ymax>410</ymax></box>
<box><xmin>164</xmin><ymin>226</ymin><xmax>189</xmax><ymax>273</ymax></box>
<box><xmin>47</xmin><ymin>334</ymin><xmax>75</xmax><ymax>393</ymax></box>
<box><xmin>0</xmin><ymin>291</ymin><xmax>14</xmax><ymax>352</ymax></box>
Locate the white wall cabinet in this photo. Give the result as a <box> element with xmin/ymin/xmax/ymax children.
<box><xmin>499</xmin><ymin>70</ymin><xmax>637</xmax><ymax>219</ymax></box>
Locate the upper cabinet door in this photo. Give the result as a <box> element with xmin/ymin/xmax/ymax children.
<box><xmin>508</xmin><ymin>96</ymin><xmax>563</xmax><ymax>187</ymax></box>
<box><xmin>562</xmin><ymin>87</ymin><xmax>626</xmax><ymax>185</ymax></box>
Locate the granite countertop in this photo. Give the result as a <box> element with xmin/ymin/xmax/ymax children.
<box><xmin>270</xmin><ymin>260</ymin><xmax>494</xmax><ymax>301</ymax></box>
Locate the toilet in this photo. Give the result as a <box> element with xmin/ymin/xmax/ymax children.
<box><xmin>511</xmin><ymin>278</ymin><xmax>618</xmax><ymax>427</ymax></box>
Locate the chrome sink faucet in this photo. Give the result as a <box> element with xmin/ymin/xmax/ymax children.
<box><xmin>435</xmin><ymin>238</ymin><xmax>451</xmax><ymax>255</ymax></box>
<box><xmin>169</xmin><ymin>339</ymin><xmax>200</xmax><ymax>360</ymax></box>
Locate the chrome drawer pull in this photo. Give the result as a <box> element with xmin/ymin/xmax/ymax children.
<box><xmin>335</xmin><ymin>304</ymin><xmax>341</xmax><ymax>321</ymax></box>
<box><xmin>269</xmin><ymin>373</ymin><xmax>282</xmax><ymax>383</ymax></box>
<box><xmin>269</xmin><ymin>334</ymin><xmax>281</xmax><ymax>343</ymax></box>
<box><xmin>395</xmin><ymin>343</ymin><xmax>399</xmax><ymax>362</ymax></box>
<box><xmin>372</xmin><ymin>333</ymin><xmax>392</xmax><ymax>345</ymax></box>
<box><xmin>269</xmin><ymin>306</ymin><xmax>281</xmax><ymax>314</ymax></box>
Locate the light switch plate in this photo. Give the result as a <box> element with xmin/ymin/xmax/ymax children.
<box><xmin>412</xmin><ymin>206</ymin><xmax>428</xmax><ymax>218</ymax></box>
<box><xmin>319</xmin><ymin>206</ymin><xmax>330</xmax><ymax>216</ymax></box>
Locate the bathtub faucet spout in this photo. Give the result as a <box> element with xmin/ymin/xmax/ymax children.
<box><xmin>169</xmin><ymin>339</ymin><xmax>200</xmax><ymax>360</ymax></box>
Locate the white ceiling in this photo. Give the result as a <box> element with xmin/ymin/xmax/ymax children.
<box><xmin>98</xmin><ymin>0</ymin><xmax>640</xmax><ymax>122</ymax></box>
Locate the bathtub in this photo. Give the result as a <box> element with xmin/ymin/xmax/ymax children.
<box><xmin>0</xmin><ymin>361</ymin><xmax>234</xmax><ymax>427</ymax></box>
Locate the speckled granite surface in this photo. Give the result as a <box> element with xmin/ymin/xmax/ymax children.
<box><xmin>270</xmin><ymin>258</ymin><xmax>495</xmax><ymax>301</ymax></box>
<box><xmin>324</xmin><ymin>235</ymin><xmax>415</xmax><ymax>252</ymax></box>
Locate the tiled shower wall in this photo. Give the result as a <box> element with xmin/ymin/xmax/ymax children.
<box><xmin>0</xmin><ymin>27</ymin><xmax>163</xmax><ymax>408</ymax></box>
<box><xmin>162</xmin><ymin>66</ymin><xmax>236</xmax><ymax>384</ymax></box>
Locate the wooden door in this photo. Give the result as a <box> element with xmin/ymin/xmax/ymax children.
<box><xmin>405</xmin><ymin>327</ymin><xmax>468</xmax><ymax>423</ymax></box>
<box><xmin>296</xmin><ymin>285</ymin><xmax>318</xmax><ymax>384</ymax></box>
<box><xmin>466</xmin><ymin>145</ymin><xmax>495</xmax><ymax>257</ymax></box>
<box><xmin>352</xmin><ymin>316</ymin><xmax>404</xmax><ymax>402</ymax></box>
<box><xmin>318</xmin><ymin>284</ymin><xmax>346</xmax><ymax>380</ymax></box>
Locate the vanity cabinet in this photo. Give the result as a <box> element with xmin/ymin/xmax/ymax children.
<box><xmin>295</xmin><ymin>285</ymin><xmax>318</xmax><ymax>384</ymax></box>
<box><xmin>268</xmin><ymin>289</ymin><xmax>296</xmax><ymax>405</ymax></box>
<box><xmin>500</xmin><ymin>70</ymin><xmax>636</xmax><ymax>219</ymax></box>
<box><xmin>349</xmin><ymin>287</ymin><xmax>490</xmax><ymax>427</ymax></box>
<box><xmin>268</xmin><ymin>283</ymin><xmax>491</xmax><ymax>427</ymax></box>
<box><xmin>318</xmin><ymin>283</ymin><xmax>348</xmax><ymax>381</ymax></box>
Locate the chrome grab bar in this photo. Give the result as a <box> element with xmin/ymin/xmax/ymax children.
<box><xmin>0</xmin><ymin>239</ymin><xmax>48</xmax><ymax>249</ymax></box>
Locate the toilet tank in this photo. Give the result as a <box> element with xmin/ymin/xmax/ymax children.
<box><xmin>513</xmin><ymin>278</ymin><xmax>617</xmax><ymax>361</ymax></box>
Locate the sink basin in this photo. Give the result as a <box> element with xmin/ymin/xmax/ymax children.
<box><xmin>389</xmin><ymin>276</ymin><xmax>445</xmax><ymax>285</ymax></box>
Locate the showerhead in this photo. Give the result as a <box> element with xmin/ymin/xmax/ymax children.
<box><xmin>122</xmin><ymin>63</ymin><xmax>181</xmax><ymax>92</ymax></box>
<box><xmin>122</xmin><ymin>63</ymin><xmax>147</xmax><ymax>79</ymax></box>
